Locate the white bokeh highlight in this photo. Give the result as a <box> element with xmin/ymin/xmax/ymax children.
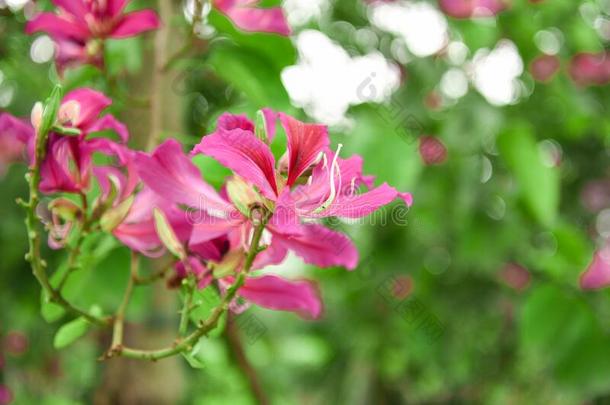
<box><xmin>369</xmin><ymin>1</ymin><xmax>449</xmax><ymax>57</ymax></box>
<box><xmin>281</xmin><ymin>30</ymin><xmax>400</xmax><ymax>125</ymax></box>
<box><xmin>470</xmin><ymin>40</ymin><xmax>523</xmax><ymax>106</ymax></box>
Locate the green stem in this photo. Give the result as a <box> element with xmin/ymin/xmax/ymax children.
<box><xmin>23</xmin><ymin>127</ymin><xmax>108</xmax><ymax>327</ymax></box>
<box><xmin>109</xmin><ymin>252</ymin><xmax>139</xmax><ymax>353</ymax></box>
<box><xmin>117</xmin><ymin>214</ymin><xmax>270</xmax><ymax>361</ymax></box>
<box><xmin>179</xmin><ymin>276</ymin><xmax>195</xmax><ymax>336</ymax></box>
<box><xmin>57</xmin><ymin>192</ymin><xmax>90</xmax><ymax>291</ymax></box>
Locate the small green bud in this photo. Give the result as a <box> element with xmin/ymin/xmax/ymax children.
<box><xmin>100</xmin><ymin>195</ymin><xmax>134</xmax><ymax>232</ymax></box>
<box><xmin>153</xmin><ymin>208</ymin><xmax>187</xmax><ymax>260</ymax></box>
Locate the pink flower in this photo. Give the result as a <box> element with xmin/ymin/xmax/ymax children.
<box><xmin>438</xmin><ymin>0</ymin><xmax>508</xmax><ymax>19</ymax></box>
<box><xmin>1</xmin><ymin>88</ymin><xmax>130</xmax><ymax>194</ymax></box>
<box><xmin>40</xmin><ymin>88</ymin><xmax>130</xmax><ymax>194</ymax></box>
<box><xmin>529</xmin><ymin>54</ymin><xmax>560</xmax><ymax>83</ymax></box>
<box><xmin>135</xmin><ymin>111</ymin><xmax>412</xmax><ymax>270</ymax></box>
<box><xmin>213</xmin><ymin>0</ymin><xmax>291</xmax><ymax>36</ymax></box>
<box><xmin>26</xmin><ymin>0</ymin><xmax>160</xmax><ymax>71</ymax></box>
<box><xmin>569</xmin><ymin>52</ymin><xmax>610</xmax><ymax>87</ymax></box>
<box><xmin>0</xmin><ymin>114</ymin><xmax>33</xmax><ymax>177</ymax></box>
<box><xmin>580</xmin><ymin>248</ymin><xmax>610</xmax><ymax>290</ymax></box>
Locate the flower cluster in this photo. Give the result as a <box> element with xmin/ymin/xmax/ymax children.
<box><xmin>25</xmin><ymin>0</ymin><xmax>291</xmax><ymax>73</ymax></box>
<box><xmin>1</xmin><ymin>89</ymin><xmax>412</xmax><ymax>320</ymax></box>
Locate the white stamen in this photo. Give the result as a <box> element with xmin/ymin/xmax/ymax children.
<box><xmin>313</xmin><ymin>144</ymin><xmax>343</xmax><ymax>214</ymax></box>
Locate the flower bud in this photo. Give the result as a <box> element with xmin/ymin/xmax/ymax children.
<box><xmin>153</xmin><ymin>207</ymin><xmax>187</xmax><ymax>260</ymax></box>
<box><xmin>100</xmin><ymin>195</ymin><xmax>134</xmax><ymax>232</ymax></box>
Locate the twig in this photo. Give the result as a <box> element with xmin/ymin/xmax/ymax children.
<box><xmin>109</xmin><ymin>251</ymin><xmax>139</xmax><ymax>354</ymax></box>
<box><xmin>147</xmin><ymin>0</ymin><xmax>173</xmax><ymax>151</ymax></box>
<box><xmin>134</xmin><ymin>267</ymin><xmax>168</xmax><ymax>285</ymax></box>
<box><xmin>179</xmin><ymin>276</ymin><xmax>196</xmax><ymax>336</ymax></box>
<box><xmin>225</xmin><ymin>312</ymin><xmax>270</xmax><ymax>405</ymax></box>
<box><xmin>22</xmin><ymin>96</ymin><xmax>108</xmax><ymax>327</ymax></box>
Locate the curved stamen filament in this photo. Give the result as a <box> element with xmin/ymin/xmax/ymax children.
<box><xmin>313</xmin><ymin>144</ymin><xmax>343</xmax><ymax>214</ymax></box>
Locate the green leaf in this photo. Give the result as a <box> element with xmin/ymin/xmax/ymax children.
<box><xmin>53</xmin><ymin>317</ymin><xmax>90</xmax><ymax>349</ymax></box>
<box><xmin>498</xmin><ymin>123</ymin><xmax>560</xmax><ymax>227</ymax></box>
<box><xmin>37</xmin><ymin>84</ymin><xmax>63</xmax><ymax>149</ymax></box>
<box><xmin>207</xmin><ymin>44</ymin><xmax>291</xmax><ymax>110</ymax></box>
<box><xmin>41</xmin><ymin>299</ymin><xmax>65</xmax><ymax>323</ymax></box>
<box><xmin>190</xmin><ymin>287</ymin><xmax>227</xmax><ymax>337</ymax></box>
<box><xmin>181</xmin><ymin>341</ymin><xmax>207</xmax><ymax>369</ymax></box>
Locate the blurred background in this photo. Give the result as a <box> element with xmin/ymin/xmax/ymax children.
<box><xmin>2</xmin><ymin>0</ymin><xmax>610</xmax><ymax>403</ymax></box>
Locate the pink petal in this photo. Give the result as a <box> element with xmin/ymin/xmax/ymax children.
<box><xmin>251</xmin><ymin>239</ymin><xmax>288</xmax><ymax>270</ymax></box>
<box><xmin>190</xmin><ymin>238</ymin><xmax>229</xmax><ymax>262</ymax></box>
<box><xmin>0</xmin><ymin>113</ymin><xmax>34</xmax><ymax>145</ymax></box>
<box><xmin>189</xmin><ymin>210</ymin><xmax>245</xmax><ymax>245</ymax></box>
<box><xmin>271</xmin><ymin>224</ymin><xmax>358</xmax><ymax>270</ymax></box>
<box><xmin>108</xmin><ymin>0</ymin><xmax>129</xmax><ymax>16</ymax></box>
<box><xmin>192</xmin><ymin>123</ymin><xmax>279</xmax><ymax>200</ymax></box>
<box><xmin>39</xmin><ymin>135</ymin><xmax>91</xmax><ymax>194</ymax></box>
<box><xmin>111</xmin><ymin>10</ymin><xmax>161</xmax><ymax>38</ymax></box>
<box><xmin>0</xmin><ymin>114</ymin><xmax>32</xmax><ymax>174</ymax></box>
<box><xmin>25</xmin><ymin>13</ymin><xmax>90</xmax><ymax>40</ymax></box>
<box><xmin>135</xmin><ymin>139</ymin><xmax>234</xmax><ymax>215</ymax></box>
<box><xmin>580</xmin><ymin>250</ymin><xmax>610</xmax><ymax>290</ymax></box>
<box><xmin>217</xmin><ymin>112</ymin><xmax>255</xmax><ymax>132</ymax></box>
<box><xmin>53</xmin><ymin>38</ymin><xmax>97</xmax><ymax>73</ymax></box>
<box><xmin>279</xmin><ymin>113</ymin><xmax>329</xmax><ymax>187</ymax></box>
<box><xmin>114</xmin><ymin>188</ymin><xmax>193</xmax><ymax>257</ymax></box>
<box><xmin>215</xmin><ymin>1</ymin><xmax>291</xmax><ymax>35</ymax></box>
<box><xmin>62</xmin><ymin>88</ymin><xmax>112</xmax><ymax>128</ymax></box>
<box><xmin>311</xmin><ymin>183</ymin><xmax>412</xmax><ymax>219</ymax></box>
<box><xmin>85</xmin><ymin>115</ymin><xmax>129</xmax><ymax>142</ymax></box>
<box><xmin>52</xmin><ymin>0</ymin><xmax>88</xmax><ymax>21</ymax></box>
<box><xmin>238</xmin><ymin>275</ymin><xmax>322</xmax><ymax>318</ymax></box>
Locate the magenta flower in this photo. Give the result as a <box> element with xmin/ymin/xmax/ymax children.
<box><xmin>135</xmin><ymin>111</ymin><xmax>412</xmax><ymax>270</ymax></box>
<box><xmin>26</xmin><ymin>0</ymin><xmax>160</xmax><ymax>71</ymax></box>
<box><xmin>438</xmin><ymin>0</ymin><xmax>507</xmax><ymax>19</ymax></box>
<box><xmin>0</xmin><ymin>114</ymin><xmax>33</xmax><ymax>177</ymax></box>
<box><xmin>213</xmin><ymin>0</ymin><xmax>291</xmax><ymax>36</ymax></box>
<box><xmin>569</xmin><ymin>52</ymin><xmax>610</xmax><ymax>87</ymax></box>
<box><xmin>580</xmin><ymin>248</ymin><xmax>610</xmax><ymax>290</ymax></box>
<box><xmin>2</xmin><ymin>88</ymin><xmax>130</xmax><ymax>194</ymax></box>
<box><xmin>37</xmin><ymin>88</ymin><xmax>130</xmax><ymax>194</ymax></box>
